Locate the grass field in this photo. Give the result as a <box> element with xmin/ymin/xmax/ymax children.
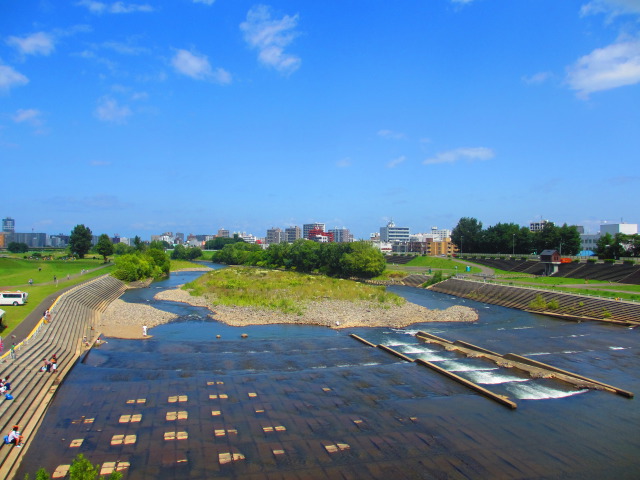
<box><xmin>403</xmin><ymin>256</ymin><xmax>482</xmax><ymax>273</ymax></box>
<box><xmin>184</xmin><ymin>266</ymin><xmax>404</xmax><ymax>315</ymax></box>
<box><xmin>0</xmin><ymin>262</ymin><xmax>114</xmax><ymax>335</ymax></box>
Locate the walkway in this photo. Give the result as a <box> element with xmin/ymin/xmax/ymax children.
<box><xmin>0</xmin><ymin>274</ymin><xmax>127</xmax><ymax>479</ymax></box>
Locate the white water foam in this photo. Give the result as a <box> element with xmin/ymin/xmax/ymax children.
<box><xmin>438</xmin><ymin>360</ymin><xmax>499</xmax><ymax>373</ymax></box>
<box><xmin>462</xmin><ymin>370</ymin><xmax>530</xmax><ymax>385</ymax></box>
<box><xmin>400</xmin><ymin>345</ymin><xmax>438</xmax><ymax>354</ymax></box>
<box><xmin>391</xmin><ymin>329</ymin><xmax>421</xmax><ymax>336</ymax></box>
<box><xmin>505</xmin><ymin>383</ymin><xmax>589</xmax><ymax>400</ymax></box>
<box><xmin>362</xmin><ymin>362</ymin><xmax>381</xmax><ymax>366</ymax></box>
<box><xmin>417</xmin><ymin>353</ymin><xmax>449</xmax><ymax>362</ymax></box>
<box><xmin>525</xmin><ymin>352</ymin><xmax>551</xmax><ymax>356</ymax></box>
<box><xmin>512</xmin><ymin>326</ymin><xmax>534</xmax><ymax>330</ymax></box>
<box><xmin>609</xmin><ymin>346</ymin><xmax>628</xmax><ymax>350</ymax></box>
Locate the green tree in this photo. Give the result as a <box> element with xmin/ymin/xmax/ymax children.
<box><xmin>133</xmin><ymin>235</ymin><xmax>146</xmax><ymax>252</ymax></box>
<box><xmin>339</xmin><ymin>242</ymin><xmax>386</xmax><ymax>278</ymax></box>
<box><xmin>452</xmin><ymin>217</ymin><xmax>484</xmax><ymax>254</ymax></box>
<box><xmin>596</xmin><ymin>232</ymin><xmax>625</xmax><ymax>259</ymax></box>
<box><xmin>145</xmin><ymin>248</ymin><xmax>171</xmax><ymax>275</ymax></box>
<box><xmin>24</xmin><ymin>453</ymin><xmax>121</xmax><ymax>480</ymax></box>
<box><xmin>69</xmin><ymin>224</ymin><xmax>93</xmax><ymax>259</ymax></box>
<box><xmin>149</xmin><ymin>240</ymin><xmax>170</xmax><ymax>250</ymax></box>
<box><xmin>95</xmin><ymin>234</ymin><xmax>114</xmax><ymax>263</ymax></box>
<box><xmin>7</xmin><ymin>241</ymin><xmax>29</xmax><ymax>253</ymax></box>
<box><xmin>113</xmin><ymin>242</ymin><xmax>134</xmax><ymax>255</ymax></box>
<box><xmin>204</xmin><ymin>237</ymin><xmax>242</xmax><ymax>250</ymax></box>
<box><xmin>557</xmin><ymin>223</ymin><xmax>581</xmax><ymax>256</ymax></box>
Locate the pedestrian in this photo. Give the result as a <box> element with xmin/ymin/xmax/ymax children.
<box><xmin>28</xmin><ymin>278</ymin><xmax>33</xmax><ymax>286</ymax></box>
<box><xmin>44</xmin><ymin>310</ymin><xmax>52</xmax><ymax>323</ymax></box>
<box><xmin>143</xmin><ymin>325</ymin><xmax>148</xmax><ymax>337</ymax></box>
<box><xmin>10</xmin><ymin>343</ymin><xmax>15</xmax><ymax>360</ymax></box>
<box><xmin>6</xmin><ymin>426</ymin><xmax>24</xmax><ymax>447</ymax></box>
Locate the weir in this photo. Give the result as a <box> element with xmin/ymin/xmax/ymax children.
<box><xmin>415</xmin><ymin>331</ymin><xmax>634</xmax><ymax>398</ymax></box>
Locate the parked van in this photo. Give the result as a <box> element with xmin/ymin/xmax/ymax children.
<box><xmin>0</xmin><ymin>291</ymin><xmax>28</xmax><ymax>306</ymax></box>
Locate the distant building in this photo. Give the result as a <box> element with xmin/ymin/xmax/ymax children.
<box><xmin>266</xmin><ymin>227</ymin><xmax>285</xmax><ymax>245</ymax></box>
<box><xmin>380</xmin><ymin>220</ymin><xmax>410</xmax><ymax>243</ymax></box>
<box><xmin>10</xmin><ymin>232</ymin><xmax>48</xmax><ymax>248</ymax></box>
<box><xmin>529</xmin><ymin>220</ymin><xmax>551</xmax><ymax>232</ymax></box>
<box><xmin>49</xmin><ymin>234</ymin><xmax>69</xmax><ymax>248</ymax></box>
<box><xmin>175</xmin><ymin>232</ymin><xmax>185</xmax><ymax>244</ymax></box>
<box><xmin>329</xmin><ymin>228</ymin><xmax>353</xmax><ymax>243</ymax></box>
<box><xmin>600</xmin><ymin>223</ymin><xmax>638</xmax><ymax>236</ymax></box>
<box><xmin>303</xmin><ymin>223</ymin><xmax>325</xmax><ymax>240</ymax></box>
<box><xmin>217</xmin><ymin>229</ymin><xmax>230</xmax><ymax>238</ymax></box>
<box><xmin>2</xmin><ymin>217</ymin><xmax>15</xmax><ymax>233</ymax></box>
<box><xmin>308</xmin><ymin>228</ymin><xmax>333</xmax><ymax>243</ymax></box>
<box><xmin>285</xmin><ymin>226</ymin><xmax>301</xmax><ymax>243</ymax></box>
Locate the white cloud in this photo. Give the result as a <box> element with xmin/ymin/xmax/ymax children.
<box><xmin>423</xmin><ymin>147</ymin><xmax>495</xmax><ymax>165</ymax></box>
<box><xmin>336</xmin><ymin>157</ymin><xmax>351</xmax><ymax>168</ymax></box>
<box><xmin>13</xmin><ymin>108</ymin><xmax>43</xmax><ymax>126</ymax></box>
<box><xmin>566</xmin><ymin>38</ymin><xmax>640</xmax><ymax>96</ymax></box>
<box><xmin>580</xmin><ymin>0</ymin><xmax>640</xmax><ymax>18</ymax></box>
<box><xmin>171</xmin><ymin>49</ymin><xmax>231</xmax><ymax>84</ymax></box>
<box><xmin>6</xmin><ymin>32</ymin><xmax>55</xmax><ymax>56</ymax></box>
<box><xmin>76</xmin><ymin>1</ymin><xmax>153</xmax><ymax>14</ymax></box>
<box><xmin>240</xmin><ymin>5</ymin><xmax>301</xmax><ymax>74</ymax></box>
<box><xmin>522</xmin><ymin>71</ymin><xmax>553</xmax><ymax>85</ymax></box>
<box><xmin>95</xmin><ymin>96</ymin><xmax>132</xmax><ymax>123</ymax></box>
<box><xmin>386</xmin><ymin>155</ymin><xmax>406</xmax><ymax>168</ymax></box>
<box><xmin>377</xmin><ymin>129</ymin><xmax>406</xmax><ymax>140</ymax></box>
<box><xmin>0</xmin><ymin>64</ymin><xmax>29</xmax><ymax>91</ymax></box>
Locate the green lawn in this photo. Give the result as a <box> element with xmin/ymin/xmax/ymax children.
<box><xmin>494</xmin><ymin>275</ymin><xmax>607</xmax><ymax>286</ymax></box>
<box><xmin>0</xmin><ymin>262</ymin><xmax>114</xmax><ymax>335</ymax></box>
<box><xmin>184</xmin><ymin>266</ymin><xmax>404</xmax><ymax>315</ymax></box>
<box><xmin>0</xmin><ymin>256</ymin><xmax>107</xmax><ymax>288</ymax></box>
<box><xmin>170</xmin><ymin>259</ymin><xmax>209</xmax><ymax>271</ymax></box>
<box><xmin>403</xmin><ymin>256</ymin><xmax>482</xmax><ymax>273</ymax></box>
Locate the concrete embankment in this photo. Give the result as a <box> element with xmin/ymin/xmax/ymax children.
<box><xmin>429</xmin><ymin>278</ymin><xmax>640</xmax><ymax>326</ymax></box>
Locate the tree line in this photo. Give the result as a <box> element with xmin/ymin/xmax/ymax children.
<box><xmin>451</xmin><ymin>218</ymin><xmax>582</xmax><ymax>255</ymax></box>
<box><xmin>211</xmin><ymin>239</ymin><xmax>386</xmax><ymax>278</ymax></box>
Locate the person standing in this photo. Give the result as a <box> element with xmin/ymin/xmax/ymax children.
<box><xmin>10</xmin><ymin>343</ymin><xmax>15</xmax><ymax>360</ymax></box>
<box><xmin>143</xmin><ymin>325</ymin><xmax>148</xmax><ymax>337</ymax></box>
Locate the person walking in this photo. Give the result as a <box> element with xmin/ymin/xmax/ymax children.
<box><xmin>10</xmin><ymin>343</ymin><xmax>16</xmax><ymax>360</ymax></box>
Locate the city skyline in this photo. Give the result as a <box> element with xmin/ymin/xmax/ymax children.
<box><xmin>2</xmin><ymin>1</ymin><xmax>639</xmax><ymax>239</ymax></box>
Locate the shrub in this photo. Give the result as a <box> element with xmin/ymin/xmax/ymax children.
<box><xmin>587</xmin><ymin>258</ymin><xmax>597</xmax><ymax>263</ymax></box>
<box><xmin>604</xmin><ymin>259</ymin><xmax>616</xmax><ymax>264</ymax></box>
<box><xmin>528</xmin><ymin>294</ymin><xmax>547</xmax><ymax>310</ymax></box>
<box><xmin>547</xmin><ymin>299</ymin><xmax>560</xmax><ymax>310</ymax></box>
<box><xmin>602</xmin><ymin>309</ymin><xmax>612</xmax><ymax>319</ymax></box>
<box><xmin>623</xmin><ymin>260</ymin><xmax>635</xmax><ymax>265</ymax></box>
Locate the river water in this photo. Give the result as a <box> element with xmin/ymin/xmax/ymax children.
<box><xmin>17</xmin><ymin>270</ymin><xmax>640</xmax><ymax>479</ymax></box>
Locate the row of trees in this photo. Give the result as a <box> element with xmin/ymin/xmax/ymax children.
<box><xmin>212</xmin><ymin>239</ymin><xmax>386</xmax><ymax>278</ymax></box>
<box><xmin>596</xmin><ymin>233</ymin><xmax>640</xmax><ymax>259</ymax></box>
<box><xmin>451</xmin><ymin>218</ymin><xmax>582</xmax><ymax>255</ymax></box>
<box><xmin>111</xmin><ymin>248</ymin><xmax>171</xmax><ymax>281</ymax></box>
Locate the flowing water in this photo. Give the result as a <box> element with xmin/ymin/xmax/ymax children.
<box><xmin>17</xmin><ymin>272</ymin><xmax>640</xmax><ymax>479</ymax></box>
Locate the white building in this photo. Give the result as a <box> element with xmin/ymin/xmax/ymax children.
<box><xmin>380</xmin><ymin>221</ymin><xmax>410</xmax><ymax>243</ymax></box>
<box><xmin>600</xmin><ymin>223</ymin><xmax>638</xmax><ymax>236</ymax></box>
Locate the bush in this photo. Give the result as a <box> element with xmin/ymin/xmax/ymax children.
<box><xmin>623</xmin><ymin>260</ymin><xmax>635</xmax><ymax>265</ymax></box>
<box><xmin>587</xmin><ymin>258</ymin><xmax>597</xmax><ymax>263</ymax></box>
<box><xmin>547</xmin><ymin>299</ymin><xmax>560</xmax><ymax>310</ymax></box>
<box><xmin>528</xmin><ymin>294</ymin><xmax>547</xmax><ymax>310</ymax></box>
<box><xmin>604</xmin><ymin>259</ymin><xmax>616</xmax><ymax>264</ymax></box>
<box><xmin>572</xmin><ymin>259</ymin><xmax>581</xmax><ymax>263</ymax></box>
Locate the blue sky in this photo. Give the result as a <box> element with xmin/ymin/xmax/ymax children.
<box><xmin>2</xmin><ymin>0</ymin><xmax>639</xmax><ymax>240</ymax></box>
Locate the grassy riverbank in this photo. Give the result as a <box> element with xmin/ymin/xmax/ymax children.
<box><xmin>184</xmin><ymin>266</ymin><xmax>404</xmax><ymax>316</ymax></box>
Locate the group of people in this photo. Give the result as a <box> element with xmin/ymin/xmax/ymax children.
<box><xmin>40</xmin><ymin>354</ymin><xmax>57</xmax><ymax>373</ymax></box>
<box><xmin>0</xmin><ymin>375</ymin><xmax>12</xmax><ymax>395</ymax></box>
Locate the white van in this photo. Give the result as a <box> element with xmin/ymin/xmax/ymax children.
<box><xmin>0</xmin><ymin>291</ymin><xmax>28</xmax><ymax>306</ymax></box>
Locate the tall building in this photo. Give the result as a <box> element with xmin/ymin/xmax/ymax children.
<box><xmin>285</xmin><ymin>226</ymin><xmax>301</xmax><ymax>243</ymax></box>
<box><xmin>2</xmin><ymin>217</ymin><xmax>15</xmax><ymax>233</ymax></box>
<box><xmin>217</xmin><ymin>228</ymin><xmax>230</xmax><ymax>238</ymax></box>
<box><xmin>303</xmin><ymin>223</ymin><xmax>325</xmax><ymax>239</ymax></box>
<box><xmin>380</xmin><ymin>220</ymin><xmax>410</xmax><ymax>243</ymax></box>
<box><xmin>600</xmin><ymin>223</ymin><xmax>638</xmax><ymax>236</ymax></box>
<box><xmin>266</xmin><ymin>227</ymin><xmax>284</xmax><ymax>245</ymax></box>
<box><xmin>329</xmin><ymin>228</ymin><xmax>353</xmax><ymax>243</ymax></box>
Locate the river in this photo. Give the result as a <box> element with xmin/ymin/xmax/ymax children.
<box><xmin>17</xmin><ymin>269</ymin><xmax>640</xmax><ymax>479</ymax></box>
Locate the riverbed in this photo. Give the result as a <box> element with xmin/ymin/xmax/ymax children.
<box><xmin>17</xmin><ymin>270</ymin><xmax>640</xmax><ymax>479</ymax></box>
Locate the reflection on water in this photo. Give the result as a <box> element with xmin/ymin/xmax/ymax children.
<box><xmin>18</xmin><ymin>273</ymin><xmax>640</xmax><ymax>479</ymax></box>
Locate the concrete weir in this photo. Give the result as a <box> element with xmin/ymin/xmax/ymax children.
<box><xmin>349</xmin><ymin>334</ymin><xmax>517</xmax><ymax>409</ymax></box>
<box><xmin>415</xmin><ymin>331</ymin><xmax>634</xmax><ymax>398</ymax></box>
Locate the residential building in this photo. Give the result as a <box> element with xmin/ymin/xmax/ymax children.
<box><xmin>10</xmin><ymin>232</ymin><xmax>48</xmax><ymax>248</ymax></box>
<box><xmin>285</xmin><ymin>226</ymin><xmax>301</xmax><ymax>243</ymax></box>
<box><xmin>380</xmin><ymin>220</ymin><xmax>410</xmax><ymax>243</ymax></box>
<box><xmin>2</xmin><ymin>217</ymin><xmax>15</xmax><ymax>233</ymax></box>
<box><xmin>266</xmin><ymin>227</ymin><xmax>285</xmax><ymax>245</ymax></box>
<box><xmin>217</xmin><ymin>229</ymin><xmax>230</xmax><ymax>238</ymax></box>
<box><xmin>49</xmin><ymin>234</ymin><xmax>69</xmax><ymax>248</ymax></box>
<box><xmin>303</xmin><ymin>223</ymin><xmax>326</xmax><ymax>239</ymax></box>
<box><xmin>308</xmin><ymin>228</ymin><xmax>333</xmax><ymax>242</ymax></box>
<box><xmin>329</xmin><ymin>228</ymin><xmax>353</xmax><ymax>243</ymax></box>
